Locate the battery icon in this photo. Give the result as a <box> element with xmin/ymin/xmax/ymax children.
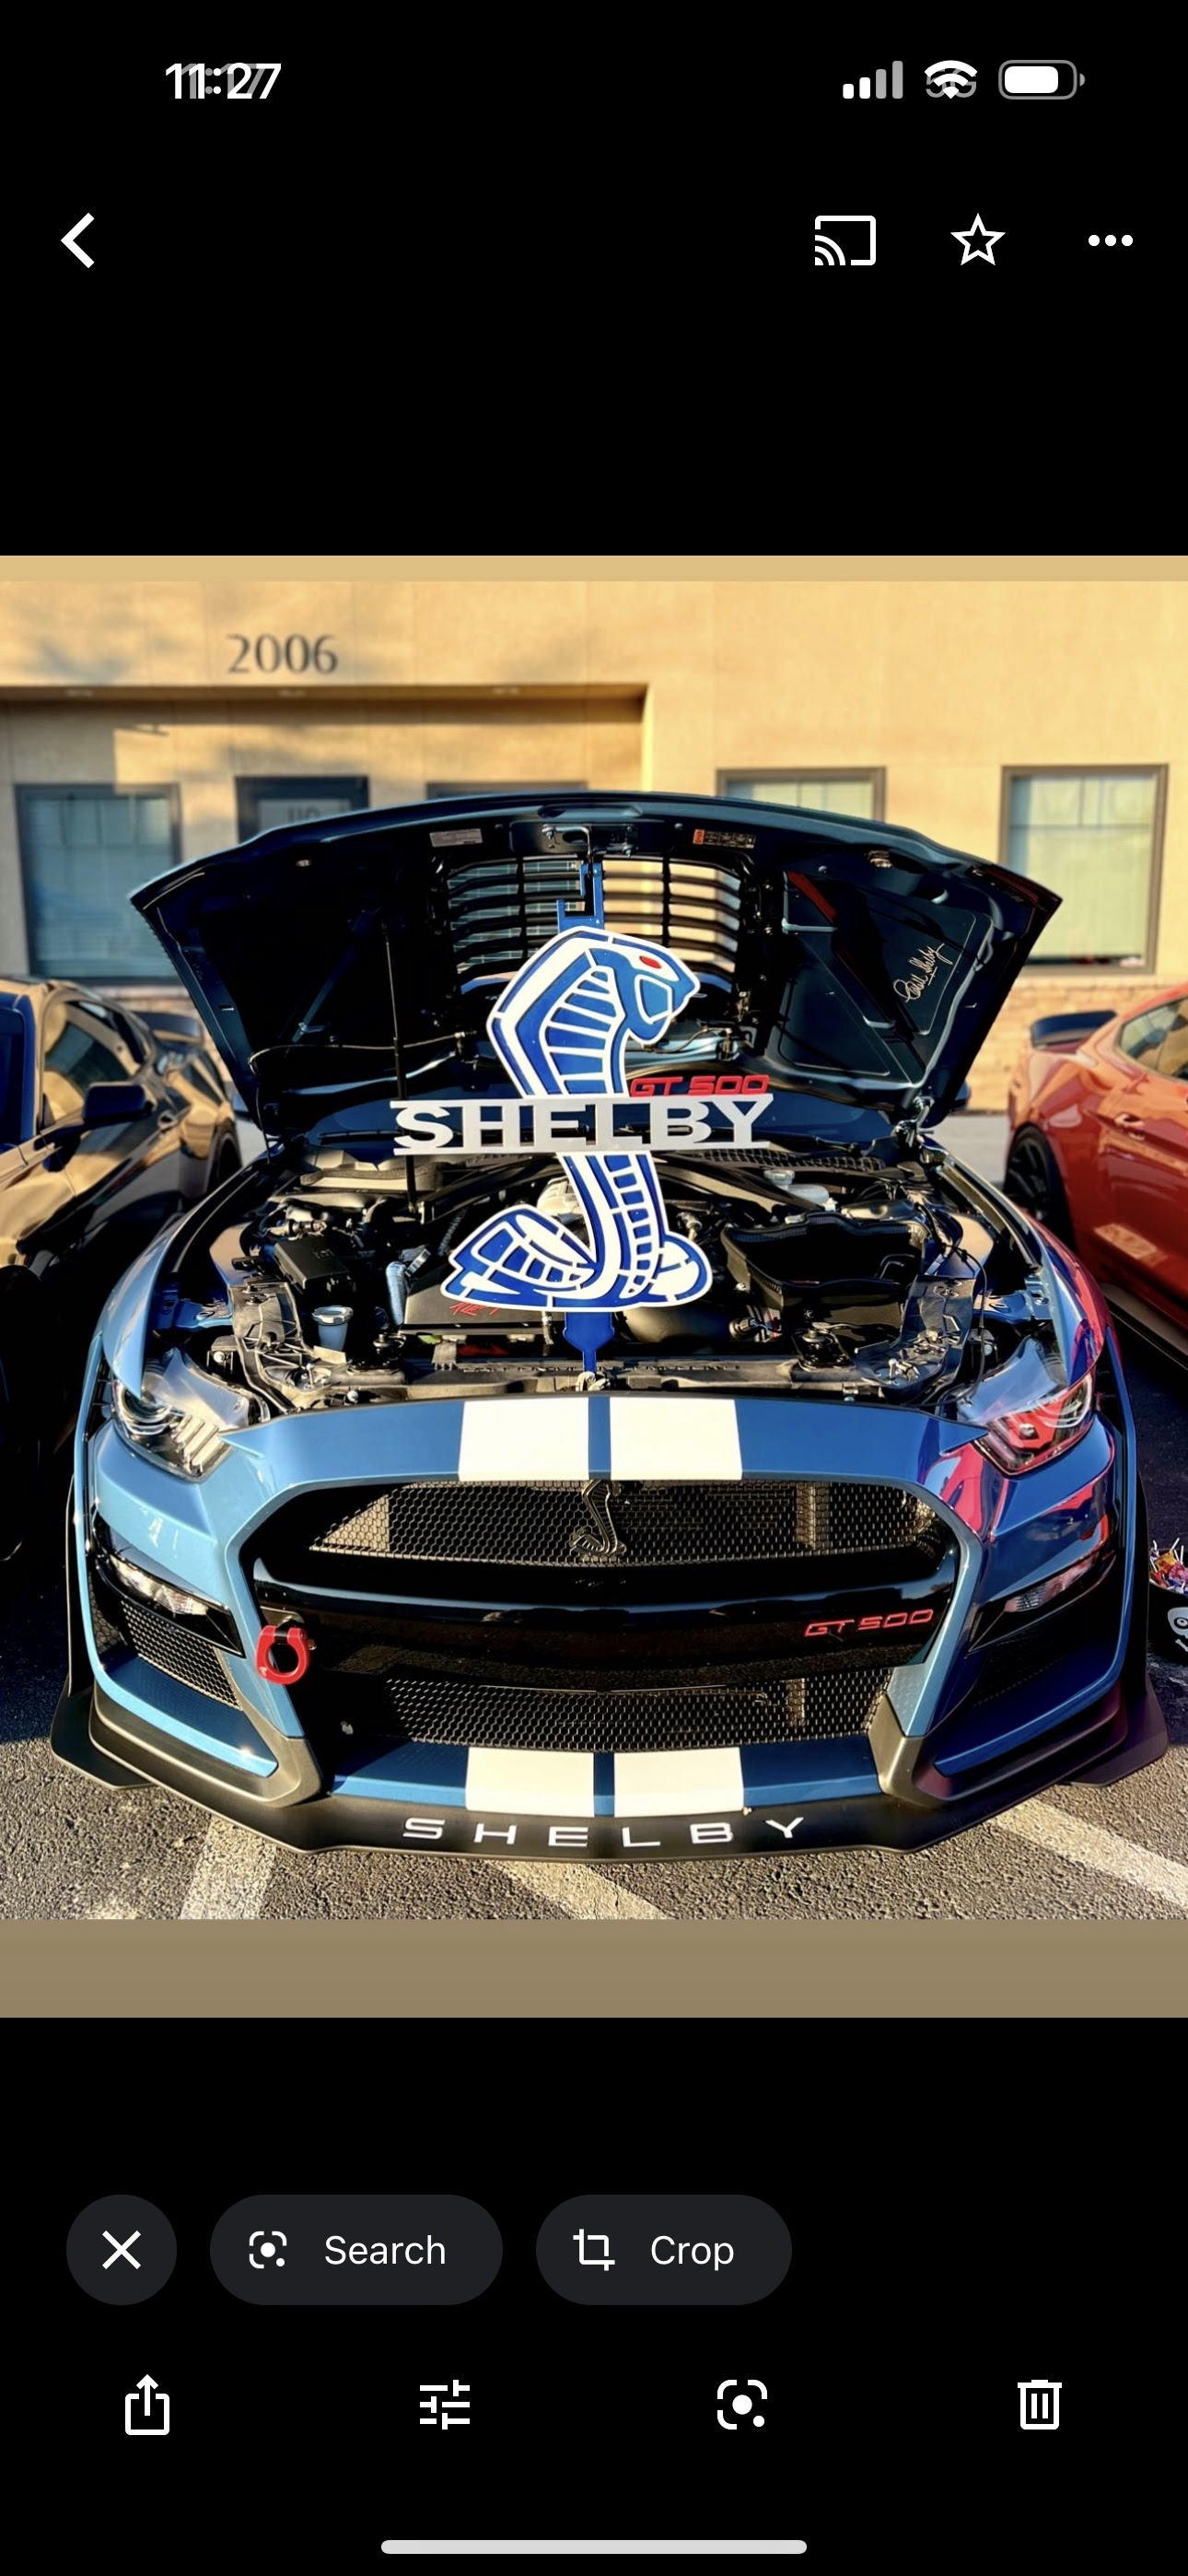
<box><xmin>999</xmin><ymin>61</ymin><xmax>1083</xmax><ymax>99</ymax></box>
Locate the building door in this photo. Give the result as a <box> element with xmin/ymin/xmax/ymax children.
<box><xmin>235</xmin><ymin>776</ymin><xmax>369</xmax><ymax>840</ymax></box>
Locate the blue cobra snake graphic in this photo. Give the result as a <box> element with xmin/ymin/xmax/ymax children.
<box><xmin>445</xmin><ymin>900</ymin><xmax>713</xmax><ymax>1320</ymax></box>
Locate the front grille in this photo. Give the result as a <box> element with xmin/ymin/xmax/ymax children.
<box><xmin>306</xmin><ymin>1479</ymin><xmax>945</xmax><ymax>1573</ymax></box>
<box><xmin>97</xmin><ymin>1590</ymin><xmax>238</xmax><ymax>1706</ymax></box>
<box><xmin>446</xmin><ymin>851</ymin><xmax>742</xmax><ymax>989</ymax></box>
<box><xmin>323</xmin><ymin>1664</ymin><xmax>891</xmax><ymax>1754</ymax></box>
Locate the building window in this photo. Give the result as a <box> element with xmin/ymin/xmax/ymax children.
<box><xmin>17</xmin><ymin>786</ymin><xmax>181</xmax><ymax>982</ymax></box>
<box><xmin>236</xmin><ymin>776</ymin><xmax>369</xmax><ymax>839</ymax></box>
<box><xmin>1002</xmin><ymin>769</ymin><xmax>1165</xmax><ymax>967</ymax></box>
<box><xmin>718</xmin><ymin>770</ymin><xmax>886</xmax><ymax>821</ymax></box>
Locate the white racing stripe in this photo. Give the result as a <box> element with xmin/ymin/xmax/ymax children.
<box><xmin>610</xmin><ymin>1396</ymin><xmax>741</xmax><ymax>1479</ymax></box>
<box><xmin>489</xmin><ymin>1861</ymin><xmax>670</xmax><ymax>1919</ymax></box>
<box><xmin>459</xmin><ymin>1401</ymin><xmax>589</xmax><ymax>1480</ymax></box>
<box><xmin>995</xmin><ymin>1797</ymin><xmax>1188</xmax><ymax>1911</ymax></box>
<box><xmin>613</xmin><ymin>1746</ymin><xmax>745</xmax><ymax>1818</ymax></box>
<box><xmin>465</xmin><ymin>1750</ymin><xmax>596</xmax><ymax>1818</ymax></box>
<box><xmin>180</xmin><ymin>1814</ymin><xmax>276</xmax><ymax>1919</ymax></box>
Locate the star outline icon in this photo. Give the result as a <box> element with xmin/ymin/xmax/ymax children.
<box><xmin>952</xmin><ymin>213</ymin><xmax>1004</xmax><ymax>264</ymax></box>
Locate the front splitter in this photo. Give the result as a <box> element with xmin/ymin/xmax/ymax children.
<box><xmin>49</xmin><ymin>1669</ymin><xmax>1167</xmax><ymax>1858</ymax></box>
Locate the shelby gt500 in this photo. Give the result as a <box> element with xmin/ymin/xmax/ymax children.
<box><xmin>52</xmin><ymin>793</ymin><xmax>1166</xmax><ymax>1856</ymax></box>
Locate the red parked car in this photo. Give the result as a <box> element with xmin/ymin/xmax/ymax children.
<box><xmin>1005</xmin><ymin>984</ymin><xmax>1188</xmax><ymax>1343</ymax></box>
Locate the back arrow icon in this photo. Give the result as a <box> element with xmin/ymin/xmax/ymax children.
<box><xmin>62</xmin><ymin>214</ymin><xmax>94</xmax><ymax>267</ymax></box>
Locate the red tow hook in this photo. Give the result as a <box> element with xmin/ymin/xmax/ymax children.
<box><xmin>255</xmin><ymin>1621</ymin><xmax>314</xmax><ymax>1684</ymax></box>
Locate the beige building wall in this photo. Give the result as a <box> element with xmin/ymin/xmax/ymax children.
<box><xmin>1</xmin><ymin>571</ymin><xmax>1184</xmax><ymax>1107</ymax></box>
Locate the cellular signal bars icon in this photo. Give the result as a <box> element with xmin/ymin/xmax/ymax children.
<box><xmin>843</xmin><ymin>64</ymin><xmax>903</xmax><ymax>99</ymax></box>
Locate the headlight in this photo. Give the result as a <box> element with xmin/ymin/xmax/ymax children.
<box><xmin>110</xmin><ymin>1349</ymin><xmax>262</xmax><ymax>1479</ymax></box>
<box><xmin>91</xmin><ymin>1518</ymin><xmax>243</xmax><ymax>1650</ymax></box>
<box><xmin>103</xmin><ymin>1544</ymin><xmax>215</xmax><ymax>1620</ymax></box>
<box><xmin>999</xmin><ymin>1516</ymin><xmax>1112</xmax><ymax>1615</ymax></box>
<box><xmin>973</xmin><ymin>1367</ymin><xmax>1096</xmax><ymax>1476</ymax></box>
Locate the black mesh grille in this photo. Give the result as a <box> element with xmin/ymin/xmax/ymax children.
<box><xmin>307</xmin><ymin>1480</ymin><xmax>944</xmax><ymax>1572</ymax></box>
<box><xmin>320</xmin><ymin>1665</ymin><xmax>890</xmax><ymax>1753</ymax></box>
<box><xmin>113</xmin><ymin>1597</ymin><xmax>237</xmax><ymax>1706</ymax></box>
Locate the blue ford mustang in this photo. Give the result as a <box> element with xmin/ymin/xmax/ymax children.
<box><xmin>52</xmin><ymin>793</ymin><xmax>1166</xmax><ymax>1855</ymax></box>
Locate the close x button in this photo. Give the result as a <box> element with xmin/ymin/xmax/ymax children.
<box><xmin>66</xmin><ymin>2195</ymin><xmax>178</xmax><ymax>2305</ymax></box>
<box><xmin>536</xmin><ymin>2196</ymin><xmax>790</xmax><ymax>2305</ymax></box>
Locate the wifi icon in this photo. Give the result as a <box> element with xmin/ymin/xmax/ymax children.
<box><xmin>814</xmin><ymin>215</ymin><xmax>877</xmax><ymax>267</ymax></box>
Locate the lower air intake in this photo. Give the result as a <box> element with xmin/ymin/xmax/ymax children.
<box><xmin>93</xmin><ymin>1586</ymin><xmax>238</xmax><ymax>1708</ymax></box>
<box><xmin>367</xmin><ymin>1665</ymin><xmax>891</xmax><ymax>1753</ymax></box>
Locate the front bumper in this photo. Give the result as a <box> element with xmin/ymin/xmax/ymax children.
<box><xmin>52</xmin><ymin>1662</ymin><xmax>1166</xmax><ymax>1855</ymax></box>
<box><xmin>52</xmin><ymin>1346</ymin><xmax>1168</xmax><ymax>1856</ymax></box>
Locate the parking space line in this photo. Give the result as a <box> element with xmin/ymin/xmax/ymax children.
<box><xmin>994</xmin><ymin>1797</ymin><xmax>1188</xmax><ymax>1910</ymax></box>
<box><xmin>180</xmin><ymin>1815</ymin><xmax>276</xmax><ymax>1919</ymax></box>
<box><xmin>490</xmin><ymin>1860</ymin><xmax>670</xmax><ymax>1919</ymax></box>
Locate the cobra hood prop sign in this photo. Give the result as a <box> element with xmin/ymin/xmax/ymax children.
<box><xmin>387</xmin><ymin>867</ymin><xmax>771</xmax><ymax>1367</ymax></box>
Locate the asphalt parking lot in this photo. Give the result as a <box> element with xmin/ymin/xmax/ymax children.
<box><xmin>4</xmin><ymin>1120</ymin><xmax>1188</xmax><ymax>1923</ymax></box>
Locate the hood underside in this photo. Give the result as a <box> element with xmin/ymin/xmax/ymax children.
<box><xmin>132</xmin><ymin>793</ymin><xmax>1058</xmax><ymax>1129</ymax></box>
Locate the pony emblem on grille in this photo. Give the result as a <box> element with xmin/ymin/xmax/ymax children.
<box><xmin>445</xmin><ymin>865</ymin><xmax>712</xmax><ymax>1314</ymax></box>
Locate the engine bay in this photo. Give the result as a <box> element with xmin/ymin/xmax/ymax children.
<box><xmin>158</xmin><ymin>1138</ymin><xmax>1066</xmax><ymax>1416</ymax></box>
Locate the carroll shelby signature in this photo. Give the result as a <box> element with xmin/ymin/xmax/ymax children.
<box><xmin>894</xmin><ymin>942</ymin><xmax>954</xmax><ymax>1003</ymax></box>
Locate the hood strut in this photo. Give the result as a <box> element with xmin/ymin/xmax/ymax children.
<box><xmin>383</xmin><ymin>921</ymin><xmax>408</xmax><ymax>1101</ymax></box>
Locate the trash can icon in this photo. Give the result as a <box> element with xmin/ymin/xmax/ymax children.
<box><xmin>1019</xmin><ymin>2378</ymin><xmax>1061</xmax><ymax>2430</ymax></box>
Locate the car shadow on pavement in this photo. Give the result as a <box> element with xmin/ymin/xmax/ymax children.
<box><xmin>0</xmin><ymin>1447</ymin><xmax>70</xmax><ymax>1745</ymax></box>
<box><xmin>0</xmin><ymin>1566</ymin><xmax>66</xmax><ymax>1744</ymax></box>
<box><xmin>1149</xmin><ymin>1657</ymin><xmax>1188</xmax><ymax>1746</ymax></box>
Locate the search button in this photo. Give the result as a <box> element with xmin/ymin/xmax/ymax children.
<box><xmin>210</xmin><ymin>2195</ymin><xmax>502</xmax><ymax>2303</ymax></box>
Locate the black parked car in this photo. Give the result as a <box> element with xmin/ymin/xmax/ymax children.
<box><xmin>0</xmin><ymin>977</ymin><xmax>241</xmax><ymax>1582</ymax></box>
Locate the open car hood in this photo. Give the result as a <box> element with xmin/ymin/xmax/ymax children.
<box><xmin>132</xmin><ymin>793</ymin><xmax>1059</xmax><ymax>1130</ymax></box>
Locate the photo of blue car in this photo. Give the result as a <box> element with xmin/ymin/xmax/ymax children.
<box><xmin>52</xmin><ymin>792</ymin><xmax>1166</xmax><ymax>1855</ymax></box>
